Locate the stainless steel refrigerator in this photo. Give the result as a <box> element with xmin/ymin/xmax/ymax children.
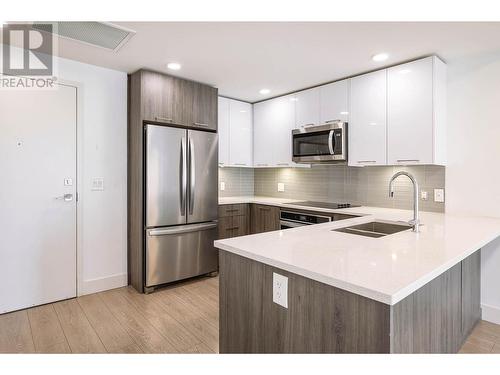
<box><xmin>144</xmin><ymin>124</ymin><xmax>218</xmax><ymax>290</ymax></box>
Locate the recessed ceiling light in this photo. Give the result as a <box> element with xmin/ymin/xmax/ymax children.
<box><xmin>290</xmin><ymin>97</ymin><xmax>298</xmax><ymax>102</ymax></box>
<box><xmin>372</xmin><ymin>53</ymin><xmax>389</xmax><ymax>62</ymax></box>
<box><xmin>399</xmin><ymin>69</ymin><xmax>412</xmax><ymax>74</ymax></box>
<box><xmin>340</xmin><ymin>111</ymin><xmax>349</xmax><ymax>115</ymax></box>
<box><xmin>259</xmin><ymin>88</ymin><xmax>270</xmax><ymax>95</ymax></box>
<box><xmin>240</xmin><ymin>110</ymin><xmax>247</xmax><ymax>113</ymax></box>
<box><xmin>167</xmin><ymin>62</ymin><xmax>181</xmax><ymax>71</ymax></box>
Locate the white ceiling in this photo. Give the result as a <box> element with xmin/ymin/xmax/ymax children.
<box><xmin>45</xmin><ymin>22</ymin><xmax>500</xmax><ymax>102</ymax></box>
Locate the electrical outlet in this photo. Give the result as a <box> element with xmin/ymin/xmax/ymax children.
<box><xmin>434</xmin><ymin>188</ymin><xmax>445</xmax><ymax>203</ymax></box>
<box><xmin>277</xmin><ymin>182</ymin><xmax>285</xmax><ymax>192</ymax></box>
<box><xmin>273</xmin><ymin>272</ymin><xmax>288</xmax><ymax>308</ymax></box>
<box><xmin>421</xmin><ymin>191</ymin><xmax>428</xmax><ymax>200</ymax></box>
<box><xmin>220</xmin><ymin>181</ymin><xmax>225</xmax><ymax>191</ymax></box>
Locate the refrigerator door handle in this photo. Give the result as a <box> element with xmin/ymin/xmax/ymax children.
<box><xmin>180</xmin><ymin>137</ymin><xmax>187</xmax><ymax>215</ymax></box>
<box><xmin>148</xmin><ymin>222</ymin><xmax>217</xmax><ymax>236</ymax></box>
<box><xmin>188</xmin><ymin>137</ymin><xmax>195</xmax><ymax>215</ymax></box>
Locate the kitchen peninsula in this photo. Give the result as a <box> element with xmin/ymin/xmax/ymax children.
<box><xmin>214</xmin><ymin>201</ymin><xmax>500</xmax><ymax>353</ymax></box>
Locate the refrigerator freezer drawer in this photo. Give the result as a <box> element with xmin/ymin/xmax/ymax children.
<box><xmin>145</xmin><ymin>222</ymin><xmax>218</xmax><ymax>287</ymax></box>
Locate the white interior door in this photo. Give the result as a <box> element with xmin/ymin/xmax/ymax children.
<box><xmin>0</xmin><ymin>83</ymin><xmax>77</xmax><ymax>314</ymax></box>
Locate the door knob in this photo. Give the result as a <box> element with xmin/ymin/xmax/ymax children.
<box><xmin>55</xmin><ymin>194</ymin><xmax>73</xmax><ymax>202</ymax></box>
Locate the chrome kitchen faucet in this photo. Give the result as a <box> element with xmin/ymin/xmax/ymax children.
<box><xmin>389</xmin><ymin>171</ymin><xmax>420</xmax><ymax>232</ymax></box>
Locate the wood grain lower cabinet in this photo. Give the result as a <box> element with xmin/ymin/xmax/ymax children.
<box><xmin>250</xmin><ymin>204</ymin><xmax>280</xmax><ymax>234</ymax></box>
<box><xmin>218</xmin><ymin>204</ymin><xmax>250</xmax><ymax>239</ymax></box>
<box><xmin>219</xmin><ymin>250</ymin><xmax>481</xmax><ymax>353</ymax></box>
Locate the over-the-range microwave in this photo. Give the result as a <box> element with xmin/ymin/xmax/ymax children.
<box><xmin>292</xmin><ymin>121</ymin><xmax>347</xmax><ymax>163</ymax></box>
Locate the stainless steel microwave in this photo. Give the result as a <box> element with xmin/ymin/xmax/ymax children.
<box><xmin>292</xmin><ymin>121</ymin><xmax>347</xmax><ymax>163</ymax></box>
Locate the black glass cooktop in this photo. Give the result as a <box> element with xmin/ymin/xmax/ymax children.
<box><xmin>291</xmin><ymin>201</ymin><xmax>360</xmax><ymax>210</ymax></box>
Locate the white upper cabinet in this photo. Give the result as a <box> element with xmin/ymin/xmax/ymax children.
<box><xmin>319</xmin><ymin>79</ymin><xmax>350</xmax><ymax>124</ymax></box>
<box><xmin>253</xmin><ymin>95</ymin><xmax>298</xmax><ymax>167</ymax></box>
<box><xmin>294</xmin><ymin>87</ymin><xmax>320</xmax><ymax>128</ymax></box>
<box><xmin>218</xmin><ymin>97</ymin><xmax>230</xmax><ymax>167</ymax></box>
<box><xmin>387</xmin><ymin>56</ymin><xmax>446</xmax><ymax>165</ymax></box>
<box><xmin>253</xmin><ymin>100</ymin><xmax>275</xmax><ymax>167</ymax></box>
<box><xmin>270</xmin><ymin>95</ymin><xmax>296</xmax><ymax>167</ymax></box>
<box><xmin>349</xmin><ymin>70</ymin><xmax>387</xmax><ymax>166</ymax></box>
<box><xmin>229</xmin><ymin>99</ymin><xmax>253</xmax><ymax>167</ymax></box>
<box><xmin>217</xmin><ymin>97</ymin><xmax>253</xmax><ymax>167</ymax></box>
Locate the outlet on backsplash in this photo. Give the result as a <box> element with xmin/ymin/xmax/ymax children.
<box><xmin>220</xmin><ymin>181</ymin><xmax>226</xmax><ymax>191</ymax></box>
<box><xmin>277</xmin><ymin>182</ymin><xmax>285</xmax><ymax>192</ymax></box>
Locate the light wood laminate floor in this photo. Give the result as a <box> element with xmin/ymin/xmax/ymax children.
<box><xmin>0</xmin><ymin>274</ymin><xmax>498</xmax><ymax>354</ymax></box>
<box><xmin>0</xmin><ymin>276</ymin><xmax>219</xmax><ymax>353</ymax></box>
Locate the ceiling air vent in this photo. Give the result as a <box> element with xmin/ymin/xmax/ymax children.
<box><xmin>32</xmin><ymin>22</ymin><xmax>135</xmax><ymax>52</ymax></box>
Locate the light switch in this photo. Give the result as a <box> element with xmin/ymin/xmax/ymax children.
<box><xmin>91</xmin><ymin>178</ymin><xmax>104</xmax><ymax>191</ymax></box>
<box><xmin>434</xmin><ymin>188</ymin><xmax>445</xmax><ymax>203</ymax></box>
<box><xmin>64</xmin><ymin>178</ymin><xmax>73</xmax><ymax>186</ymax></box>
<box><xmin>277</xmin><ymin>182</ymin><xmax>285</xmax><ymax>192</ymax></box>
<box><xmin>273</xmin><ymin>272</ymin><xmax>288</xmax><ymax>308</ymax></box>
<box><xmin>220</xmin><ymin>181</ymin><xmax>225</xmax><ymax>191</ymax></box>
<box><xmin>420</xmin><ymin>191</ymin><xmax>428</xmax><ymax>200</ymax></box>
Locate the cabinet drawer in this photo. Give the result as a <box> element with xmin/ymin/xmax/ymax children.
<box><xmin>218</xmin><ymin>204</ymin><xmax>249</xmax><ymax>218</ymax></box>
<box><xmin>218</xmin><ymin>215</ymin><xmax>249</xmax><ymax>239</ymax></box>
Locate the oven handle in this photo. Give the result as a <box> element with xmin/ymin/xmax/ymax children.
<box><xmin>328</xmin><ymin>130</ymin><xmax>335</xmax><ymax>155</ymax></box>
<box><xmin>280</xmin><ymin>220</ymin><xmax>308</xmax><ymax>229</ymax></box>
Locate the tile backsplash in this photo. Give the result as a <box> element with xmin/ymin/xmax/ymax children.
<box><xmin>219</xmin><ymin>165</ymin><xmax>445</xmax><ymax>212</ymax></box>
<box><xmin>218</xmin><ymin>167</ymin><xmax>254</xmax><ymax>197</ymax></box>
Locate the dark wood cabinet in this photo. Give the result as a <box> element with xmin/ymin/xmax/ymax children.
<box><xmin>190</xmin><ymin>81</ymin><xmax>218</xmax><ymax>130</ymax></box>
<box><xmin>128</xmin><ymin>69</ymin><xmax>218</xmax><ymax>293</ymax></box>
<box><xmin>250</xmin><ymin>204</ymin><xmax>280</xmax><ymax>234</ymax></box>
<box><xmin>220</xmin><ymin>250</ymin><xmax>481</xmax><ymax>354</ymax></box>
<box><xmin>134</xmin><ymin>69</ymin><xmax>217</xmax><ymax>130</ymax></box>
<box><xmin>218</xmin><ymin>204</ymin><xmax>250</xmax><ymax>239</ymax></box>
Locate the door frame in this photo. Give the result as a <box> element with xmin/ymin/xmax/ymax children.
<box><xmin>54</xmin><ymin>77</ymin><xmax>84</xmax><ymax>297</ymax></box>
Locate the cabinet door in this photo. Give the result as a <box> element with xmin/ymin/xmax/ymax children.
<box><xmin>253</xmin><ymin>100</ymin><xmax>275</xmax><ymax>167</ymax></box>
<box><xmin>349</xmin><ymin>70</ymin><xmax>387</xmax><ymax>166</ymax></box>
<box><xmin>141</xmin><ymin>71</ymin><xmax>177</xmax><ymax>124</ymax></box>
<box><xmin>269</xmin><ymin>95</ymin><xmax>296</xmax><ymax>167</ymax></box>
<box><xmin>188</xmin><ymin>81</ymin><xmax>218</xmax><ymax>130</ymax></box>
<box><xmin>218</xmin><ymin>97</ymin><xmax>230</xmax><ymax>167</ymax></box>
<box><xmin>229</xmin><ymin>99</ymin><xmax>253</xmax><ymax>167</ymax></box>
<box><xmin>295</xmin><ymin>87</ymin><xmax>320</xmax><ymax>128</ymax></box>
<box><xmin>251</xmin><ymin>204</ymin><xmax>280</xmax><ymax>234</ymax></box>
<box><xmin>387</xmin><ymin>57</ymin><xmax>433</xmax><ymax>165</ymax></box>
<box><xmin>319</xmin><ymin>79</ymin><xmax>350</xmax><ymax>124</ymax></box>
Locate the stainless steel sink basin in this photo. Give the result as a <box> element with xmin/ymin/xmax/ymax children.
<box><xmin>333</xmin><ymin>221</ymin><xmax>412</xmax><ymax>238</ymax></box>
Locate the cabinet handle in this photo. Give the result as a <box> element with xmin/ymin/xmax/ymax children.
<box><xmin>226</xmin><ymin>209</ymin><xmax>239</xmax><ymax>212</ymax></box>
<box><xmin>277</xmin><ymin>163</ymin><xmax>289</xmax><ymax>166</ymax></box>
<box><xmin>234</xmin><ymin>163</ymin><xmax>247</xmax><ymax>166</ymax></box>
<box><xmin>155</xmin><ymin>116</ymin><xmax>173</xmax><ymax>122</ymax></box>
<box><xmin>357</xmin><ymin>160</ymin><xmax>376</xmax><ymax>163</ymax></box>
<box><xmin>396</xmin><ymin>159</ymin><xmax>420</xmax><ymax>163</ymax></box>
<box><xmin>193</xmin><ymin>122</ymin><xmax>209</xmax><ymax>127</ymax></box>
<box><xmin>226</xmin><ymin>226</ymin><xmax>240</xmax><ymax>230</ymax></box>
<box><xmin>256</xmin><ymin>163</ymin><xmax>268</xmax><ymax>166</ymax></box>
<box><xmin>324</xmin><ymin>119</ymin><xmax>340</xmax><ymax>124</ymax></box>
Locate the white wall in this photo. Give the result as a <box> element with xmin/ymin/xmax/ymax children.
<box><xmin>56</xmin><ymin>57</ymin><xmax>128</xmax><ymax>295</ymax></box>
<box><xmin>1</xmin><ymin>46</ymin><xmax>128</xmax><ymax>296</ymax></box>
<box><xmin>447</xmin><ymin>51</ymin><xmax>500</xmax><ymax>323</ymax></box>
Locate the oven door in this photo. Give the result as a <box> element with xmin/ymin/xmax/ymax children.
<box><xmin>280</xmin><ymin>220</ymin><xmax>308</xmax><ymax>230</ymax></box>
<box><xmin>292</xmin><ymin>122</ymin><xmax>347</xmax><ymax>163</ymax></box>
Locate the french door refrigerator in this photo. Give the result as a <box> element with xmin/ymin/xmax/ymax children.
<box><xmin>144</xmin><ymin>124</ymin><xmax>218</xmax><ymax>290</ymax></box>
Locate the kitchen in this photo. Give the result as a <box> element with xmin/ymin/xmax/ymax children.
<box><xmin>2</xmin><ymin>10</ymin><xmax>500</xmax><ymax>371</ymax></box>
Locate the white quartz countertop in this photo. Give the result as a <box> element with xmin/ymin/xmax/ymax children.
<box><xmin>215</xmin><ymin>197</ymin><xmax>500</xmax><ymax>305</ymax></box>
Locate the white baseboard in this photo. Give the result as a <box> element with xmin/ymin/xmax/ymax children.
<box><xmin>79</xmin><ymin>273</ymin><xmax>128</xmax><ymax>296</ymax></box>
<box><xmin>481</xmin><ymin>303</ymin><xmax>500</xmax><ymax>325</ymax></box>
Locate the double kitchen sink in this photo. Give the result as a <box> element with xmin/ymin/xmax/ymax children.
<box><xmin>333</xmin><ymin>221</ymin><xmax>412</xmax><ymax>238</ymax></box>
